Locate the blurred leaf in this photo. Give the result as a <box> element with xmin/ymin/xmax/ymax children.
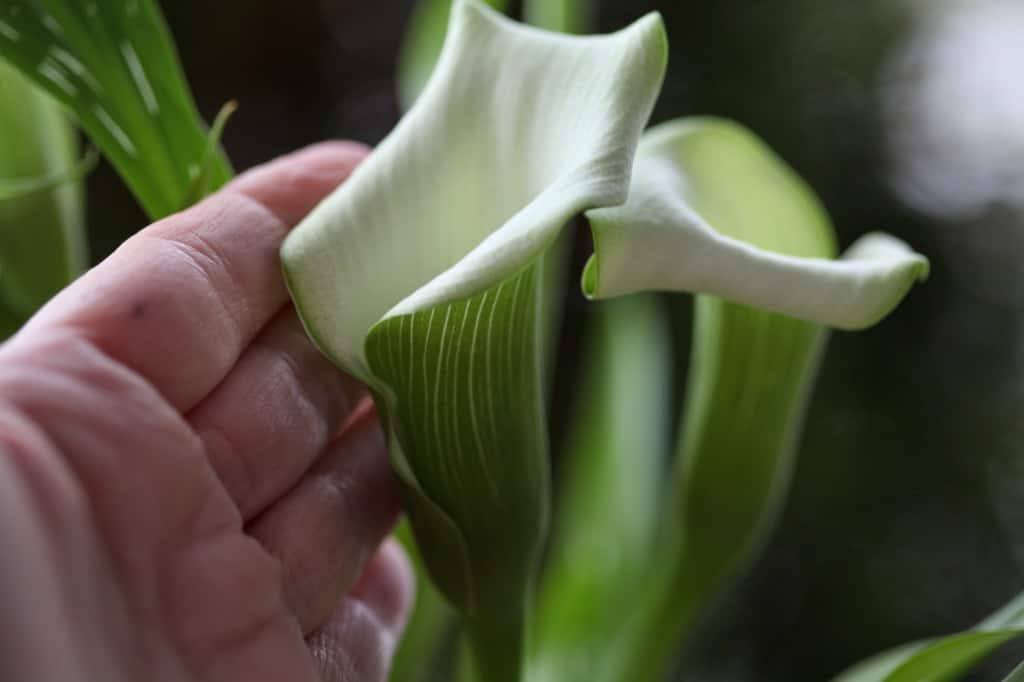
<box><xmin>0</xmin><ymin>0</ymin><xmax>232</xmax><ymax>219</ymax></box>
<box><xmin>529</xmin><ymin>294</ymin><xmax>672</xmax><ymax>682</ymax></box>
<box><xmin>0</xmin><ymin>296</ymin><xmax>22</xmax><ymax>339</ymax></box>
<box><xmin>282</xmin><ymin>3</ymin><xmax>667</xmax><ymax>680</ymax></box>
<box><xmin>390</xmin><ymin>519</ymin><xmax>454</xmax><ymax>682</ymax></box>
<box><xmin>583</xmin><ymin>119</ymin><xmax>926</xmax><ymax>682</ymax></box>
<box><xmin>396</xmin><ymin>0</ymin><xmax>507</xmax><ymax>110</ymax></box>
<box><xmin>0</xmin><ymin>58</ymin><xmax>86</xmax><ymax>328</ymax></box>
<box><xmin>836</xmin><ymin>590</ymin><xmax>1024</xmax><ymax>682</ymax></box>
<box><xmin>523</xmin><ymin>0</ymin><xmax>592</xmax><ymax>33</ymax></box>
<box><xmin>0</xmin><ymin>146</ymin><xmax>97</xmax><ymax>200</ymax></box>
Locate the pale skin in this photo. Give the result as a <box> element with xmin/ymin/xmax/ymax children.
<box><xmin>0</xmin><ymin>142</ymin><xmax>413</xmax><ymax>681</ymax></box>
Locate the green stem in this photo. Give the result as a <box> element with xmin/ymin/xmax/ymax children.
<box><xmin>464</xmin><ymin>595</ymin><xmax>529</xmax><ymax>682</ymax></box>
<box><xmin>606</xmin><ymin>296</ymin><xmax>828</xmax><ymax>682</ymax></box>
<box><xmin>603</xmin><ymin>550</ymin><xmax>710</xmax><ymax>682</ymax></box>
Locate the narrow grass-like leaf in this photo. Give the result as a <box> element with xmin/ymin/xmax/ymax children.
<box><xmin>584</xmin><ymin>118</ymin><xmax>929</xmax><ymax>329</ymax></box>
<box><xmin>588</xmin><ymin>119</ymin><xmax>926</xmax><ymax>682</ymax></box>
<box><xmin>836</xmin><ymin>590</ymin><xmax>1024</xmax><ymax>682</ymax></box>
<box><xmin>0</xmin><ymin>146</ymin><xmax>97</xmax><ymax>200</ymax></box>
<box><xmin>0</xmin><ymin>0</ymin><xmax>232</xmax><ymax>218</ymax></box>
<box><xmin>396</xmin><ymin>0</ymin><xmax>507</xmax><ymax>110</ymax></box>
<box><xmin>529</xmin><ymin>294</ymin><xmax>671</xmax><ymax>682</ymax></box>
<box><xmin>282</xmin><ymin>3</ymin><xmax>667</xmax><ymax>680</ymax></box>
<box><xmin>178</xmin><ymin>99</ymin><xmax>237</xmax><ymax>210</ymax></box>
<box><xmin>0</xmin><ymin>58</ymin><xmax>86</xmax><ymax>328</ymax></box>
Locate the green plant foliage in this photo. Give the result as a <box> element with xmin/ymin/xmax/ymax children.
<box><xmin>0</xmin><ymin>58</ymin><xmax>87</xmax><ymax>332</ymax></box>
<box><xmin>836</xmin><ymin>590</ymin><xmax>1024</xmax><ymax>682</ymax></box>
<box><xmin>282</xmin><ymin>3</ymin><xmax>668</xmax><ymax>679</ymax></box>
<box><xmin>580</xmin><ymin>118</ymin><xmax>927</xmax><ymax>682</ymax></box>
<box><xmin>529</xmin><ymin>294</ymin><xmax>671</xmax><ymax>682</ymax></box>
<box><xmin>177</xmin><ymin>99</ymin><xmax>236</xmax><ymax>211</ymax></box>
<box><xmin>0</xmin><ymin>0</ymin><xmax>232</xmax><ymax>219</ymax></box>
<box><xmin>0</xmin><ymin>302</ymin><xmax>21</xmax><ymax>338</ymax></box>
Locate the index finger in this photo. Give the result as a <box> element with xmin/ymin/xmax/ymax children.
<box><xmin>22</xmin><ymin>141</ymin><xmax>368</xmax><ymax>413</ymax></box>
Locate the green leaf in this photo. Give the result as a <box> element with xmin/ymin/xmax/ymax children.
<box><xmin>836</xmin><ymin>590</ymin><xmax>1024</xmax><ymax>682</ymax></box>
<box><xmin>178</xmin><ymin>99</ymin><xmax>237</xmax><ymax>211</ymax></box>
<box><xmin>0</xmin><ymin>296</ymin><xmax>23</xmax><ymax>339</ymax></box>
<box><xmin>396</xmin><ymin>0</ymin><xmax>507</xmax><ymax>111</ymax></box>
<box><xmin>584</xmin><ymin>118</ymin><xmax>929</xmax><ymax>330</ymax></box>
<box><xmin>0</xmin><ymin>0</ymin><xmax>233</xmax><ymax>219</ymax></box>
<box><xmin>585</xmin><ymin>119</ymin><xmax>926</xmax><ymax>682</ymax></box>
<box><xmin>529</xmin><ymin>294</ymin><xmax>672</xmax><ymax>682</ymax></box>
<box><xmin>282</xmin><ymin>3</ymin><xmax>667</xmax><ymax>679</ymax></box>
<box><xmin>0</xmin><ymin>58</ymin><xmax>87</xmax><ymax>325</ymax></box>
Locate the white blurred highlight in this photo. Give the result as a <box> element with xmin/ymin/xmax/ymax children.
<box><xmin>884</xmin><ymin>0</ymin><xmax>1024</xmax><ymax>219</ymax></box>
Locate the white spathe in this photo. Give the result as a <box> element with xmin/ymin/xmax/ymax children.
<box><xmin>282</xmin><ymin>0</ymin><xmax>667</xmax><ymax>383</ymax></box>
<box><xmin>585</xmin><ymin>118</ymin><xmax>929</xmax><ymax>330</ymax></box>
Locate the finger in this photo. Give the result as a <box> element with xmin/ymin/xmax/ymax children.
<box><xmin>349</xmin><ymin>538</ymin><xmax>415</xmax><ymax>635</ymax></box>
<box><xmin>26</xmin><ymin>141</ymin><xmax>369</xmax><ymax>413</ymax></box>
<box><xmin>188</xmin><ymin>307</ymin><xmax>366</xmax><ymax>520</ymax></box>
<box><xmin>307</xmin><ymin>542</ymin><xmax>414</xmax><ymax>682</ymax></box>
<box><xmin>247</xmin><ymin>412</ymin><xmax>401</xmax><ymax>635</ymax></box>
<box><xmin>0</xmin><ymin>330</ymin><xmax>237</xmax><ymax>569</ymax></box>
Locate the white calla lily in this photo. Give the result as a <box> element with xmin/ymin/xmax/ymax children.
<box><xmin>584</xmin><ymin>118</ymin><xmax>929</xmax><ymax>329</ymax></box>
<box><xmin>282</xmin><ymin>2</ymin><xmax>667</xmax><ymax>679</ymax></box>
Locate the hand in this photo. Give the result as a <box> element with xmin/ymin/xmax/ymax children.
<box><xmin>0</xmin><ymin>143</ymin><xmax>412</xmax><ymax>682</ymax></box>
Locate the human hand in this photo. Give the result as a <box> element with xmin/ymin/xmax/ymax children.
<box><xmin>0</xmin><ymin>143</ymin><xmax>412</xmax><ymax>682</ymax></box>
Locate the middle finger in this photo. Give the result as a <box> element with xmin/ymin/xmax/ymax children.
<box><xmin>188</xmin><ymin>306</ymin><xmax>365</xmax><ymax>520</ymax></box>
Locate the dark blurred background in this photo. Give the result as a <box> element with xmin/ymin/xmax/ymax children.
<box><xmin>87</xmin><ymin>1</ymin><xmax>1024</xmax><ymax>679</ymax></box>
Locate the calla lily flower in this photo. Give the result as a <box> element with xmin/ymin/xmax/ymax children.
<box><xmin>575</xmin><ymin>118</ymin><xmax>928</xmax><ymax>682</ymax></box>
<box><xmin>283</xmin><ymin>2</ymin><xmax>667</xmax><ymax>679</ymax></box>
<box><xmin>282</xmin><ymin>2</ymin><xmax>927</xmax><ymax>680</ymax></box>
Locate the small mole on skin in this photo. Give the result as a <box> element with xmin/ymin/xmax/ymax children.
<box><xmin>131</xmin><ymin>301</ymin><xmax>146</xmax><ymax>319</ymax></box>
